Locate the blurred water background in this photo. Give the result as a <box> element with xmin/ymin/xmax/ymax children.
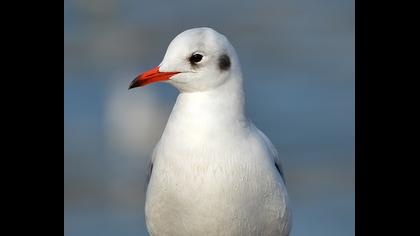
<box><xmin>64</xmin><ymin>0</ymin><xmax>354</xmax><ymax>235</ymax></box>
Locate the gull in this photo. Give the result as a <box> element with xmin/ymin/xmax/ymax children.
<box><xmin>129</xmin><ymin>27</ymin><xmax>291</xmax><ymax>236</ymax></box>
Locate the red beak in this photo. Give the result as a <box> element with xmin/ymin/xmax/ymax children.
<box><xmin>129</xmin><ymin>66</ymin><xmax>180</xmax><ymax>89</ymax></box>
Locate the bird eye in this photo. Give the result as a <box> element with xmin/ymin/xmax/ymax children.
<box><xmin>189</xmin><ymin>53</ymin><xmax>203</xmax><ymax>64</ymax></box>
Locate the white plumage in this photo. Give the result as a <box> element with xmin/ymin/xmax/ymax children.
<box><xmin>130</xmin><ymin>27</ymin><xmax>291</xmax><ymax>236</ymax></box>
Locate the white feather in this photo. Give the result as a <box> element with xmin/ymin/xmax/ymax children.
<box><xmin>141</xmin><ymin>27</ymin><xmax>291</xmax><ymax>236</ymax></box>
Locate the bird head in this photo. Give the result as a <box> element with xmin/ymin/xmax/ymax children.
<box><xmin>129</xmin><ymin>27</ymin><xmax>241</xmax><ymax>92</ymax></box>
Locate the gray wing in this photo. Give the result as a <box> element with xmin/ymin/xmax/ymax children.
<box><xmin>253</xmin><ymin>125</ymin><xmax>286</xmax><ymax>182</ymax></box>
<box><xmin>253</xmin><ymin>124</ymin><xmax>292</xmax><ymax>235</ymax></box>
<box><xmin>146</xmin><ymin>160</ymin><xmax>153</xmax><ymax>187</ymax></box>
<box><xmin>145</xmin><ymin>143</ymin><xmax>159</xmax><ymax>191</ymax></box>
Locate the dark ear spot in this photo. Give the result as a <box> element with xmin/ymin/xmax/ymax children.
<box><xmin>218</xmin><ymin>54</ymin><xmax>231</xmax><ymax>71</ymax></box>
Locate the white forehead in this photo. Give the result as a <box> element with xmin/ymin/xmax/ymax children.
<box><xmin>163</xmin><ymin>27</ymin><xmax>231</xmax><ymax>60</ymax></box>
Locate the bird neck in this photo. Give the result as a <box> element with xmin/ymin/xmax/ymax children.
<box><xmin>164</xmin><ymin>75</ymin><xmax>247</xmax><ymax>136</ymax></box>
